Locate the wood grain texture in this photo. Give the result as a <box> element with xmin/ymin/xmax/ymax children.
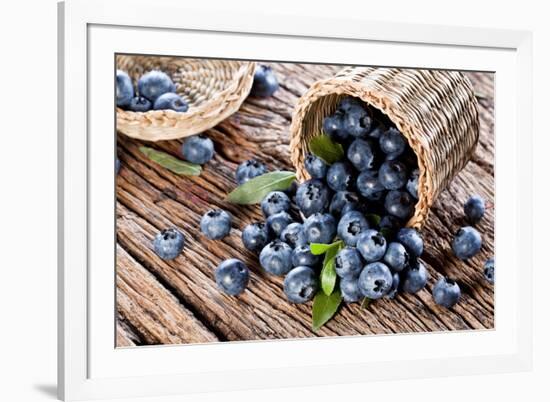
<box><xmin>115</xmin><ymin>63</ymin><xmax>494</xmax><ymax>346</ymax></box>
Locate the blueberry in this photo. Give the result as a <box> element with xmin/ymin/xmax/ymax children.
<box><xmin>266</xmin><ymin>211</ymin><xmax>293</xmax><ymax>237</ymax></box>
<box><xmin>280</xmin><ymin>222</ymin><xmax>307</xmax><ymax>249</ymax></box>
<box><xmin>129</xmin><ymin>96</ymin><xmax>152</xmax><ymax>112</ymax></box>
<box><xmin>137</xmin><ymin>70</ymin><xmax>176</xmax><ymax>102</ymax></box>
<box><xmin>323</xmin><ymin>112</ymin><xmax>349</xmax><ymax>143</ymax></box>
<box><xmin>358</xmin><ymin>262</ymin><xmax>393</xmax><ymax>299</ymax></box>
<box><xmin>385</xmin><ymin>272</ymin><xmax>400</xmax><ymax>299</ymax></box>
<box><xmin>181</xmin><ymin>135</ymin><xmax>214</xmax><ymax>164</ymax></box>
<box><xmin>261</xmin><ymin>191</ymin><xmax>291</xmax><ymax>217</ymax></box>
<box><xmin>337</xmin><ymin>211</ymin><xmax>369</xmax><ymax>247</ymax></box>
<box><xmin>283</xmin><ymin>266</ymin><xmax>318</xmax><ymax>303</ymax></box>
<box><xmin>379</xmin><ymin>127</ymin><xmax>406</xmax><ymax>158</ymax></box>
<box><xmin>335</xmin><ymin>247</ymin><xmax>363</xmax><ymax>278</ymax></box>
<box><xmin>153</xmin><ymin>228</ymin><xmax>185</xmax><ymax>260</ymax></box>
<box><xmin>235</xmin><ymin>159</ymin><xmax>267</xmax><ymax>185</ymax></box>
<box><xmin>383</xmin><ymin>242</ymin><xmax>409</xmax><ymax>272</ymax></box>
<box><xmin>200</xmin><ymin>209</ymin><xmax>232</xmax><ymax>240</ymax></box>
<box><xmin>296</xmin><ymin>179</ymin><xmax>331</xmax><ymax>217</ymax></box>
<box><xmin>329</xmin><ymin>191</ymin><xmax>361</xmax><ymax>218</ymax></box>
<box><xmin>338</xmin><ymin>96</ymin><xmax>363</xmax><ymax>112</ymax></box>
<box><xmin>347</xmin><ymin>139</ymin><xmax>376</xmax><ymax>171</ymax></box>
<box><xmin>452</xmin><ymin>226</ymin><xmax>482</xmax><ymax>260</ymax></box>
<box><xmin>396</xmin><ymin>227</ymin><xmax>424</xmax><ymax>257</ymax></box>
<box><xmin>116</xmin><ymin>70</ymin><xmax>134</xmax><ymax>107</ymax></box>
<box><xmin>115</xmin><ymin>158</ymin><xmax>121</xmax><ymax>175</ymax></box>
<box><xmin>367</xmin><ymin>123</ymin><xmax>385</xmax><ymax>140</ymax></box>
<box><xmin>401</xmin><ymin>259</ymin><xmax>428</xmax><ymax>293</ymax></box>
<box><xmin>241</xmin><ymin>222</ymin><xmax>270</xmax><ymax>252</ymax></box>
<box><xmin>484</xmin><ymin>257</ymin><xmax>494</xmax><ymax>284</ymax></box>
<box><xmin>379</xmin><ymin>160</ymin><xmax>408</xmax><ymax>190</ymax></box>
<box><xmin>432</xmin><ymin>277</ymin><xmax>461</xmax><ymax>308</ymax></box>
<box><xmin>340</xmin><ymin>276</ymin><xmax>362</xmax><ymax>303</ymax></box>
<box><xmin>305</xmin><ymin>153</ymin><xmax>328</xmax><ymax>179</ymax></box>
<box><xmin>356</xmin><ymin>229</ymin><xmax>387</xmax><ymax>262</ymax></box>
<box><xmin>464</xmin><ymin>195</ymin><xmax>485</xmax><ymax>224</ymax></box>
<box><xmin>259</xmin><ymin>240</ymin><xmax>293</xmax><ymax>276</ymax></box>
<box><xmin>384</xmin><ymin>190</ymin><xmax>415</xmax><ymax>220</ymax></box>
<box><xmin>406</xmin><ymin>169</ymin><xmax>419</xmax><ymax>199</ymax></box>
<box><xmin>153</xmin><ymin>92</ymin><xmax>189</xmax><ymax>112</ymax></box>
<box><xmin>343</xmin><ymin>105</ymin><xmax>372</xmax><ymax>138</ymax></box>
<box><xmin>292</xmin><ymin>245</ymin><xmax>320</xmax><ymax>267</ymax></box>
<box><xmin>303</xmin><ymin>213</ymin><xmax>336</xmax><ymax>244</ymax></box>
<box><xmin>356</xmin><ymin>171</ymin><xmax>385</xmax><ymax>202</ymax></box>
<box><xmin>326</xmin><ymin>162</ymin><xmax>355</xmax><ymax>191</ymax></box>
<box><xmin>215</xmin><ymin>259</ymin><xmax>249</xmax><ymax>296</ymax></box>
<box><xmin>250</xmin><ymin>65</ymin><xmax>279</xmax><ymax>97</ymax></box>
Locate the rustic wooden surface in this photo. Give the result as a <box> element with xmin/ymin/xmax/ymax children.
<box><xmin>115</xmin><ymin>64</ymin><xmax>494</xmax><ymax>346</ymax></box>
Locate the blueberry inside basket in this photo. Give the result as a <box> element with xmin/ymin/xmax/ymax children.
<box><xmin>289</xmin><ymin>67</ymin><xmax>480</xmax><ymax>228</ymax></box>
<box><xmin>116</xmin><ymin>55</ymin><xmax>256</xmax><ymax>141</ymax></box>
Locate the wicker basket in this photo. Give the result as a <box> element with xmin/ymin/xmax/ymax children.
<box><xmin>116</xmin><ymin>55</ymin><xmax>256</xmax><ymax>141</ymax></box>
<box><xmin>289</xmin><ymin>67</ymin><xmax>480</xmax><ymax>228</ymax></box>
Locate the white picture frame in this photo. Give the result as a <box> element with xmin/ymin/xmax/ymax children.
<box><xmin>58</xmin><ymin>0</ymin><xmax>533</xmax><ymax>400</ymax></box>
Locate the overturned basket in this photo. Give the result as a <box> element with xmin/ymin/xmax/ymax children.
<box><xmin>290</xmin><ymin>67</ymin><xmax>480</xmax><ymax>228</ymax></box>
<box><xmin>116</xmin><ymin>55</ymin><xmax>256</xmax><ymax>141</ymax></box>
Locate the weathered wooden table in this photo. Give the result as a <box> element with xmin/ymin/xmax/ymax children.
<box><xmin>116</xmin><ymin>64</ymin><xmax>494</xmax><ymax>347</ymax></box>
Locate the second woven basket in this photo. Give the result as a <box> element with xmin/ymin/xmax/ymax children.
<box><xmin>290</xmin><ymin>67</ymin><xmax>480</xmax><ymax>228</ymax></box>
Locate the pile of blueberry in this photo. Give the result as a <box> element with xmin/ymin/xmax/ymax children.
<box><xmin>116</xmin><ymin>70</ymin><xmax>189</xmax><ymax>113</ymax></box>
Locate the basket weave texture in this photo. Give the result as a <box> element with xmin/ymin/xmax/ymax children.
<box><xmin>289</xmin><ymin>67</ymin><xmax>480</xmax><ymax>228</ymax></box>
<box><xmin>116</xmin><ymin>55</ymin><xmax>256</xmax><ymax>141</ymax></box>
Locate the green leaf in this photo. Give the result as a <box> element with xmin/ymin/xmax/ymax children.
<box><xmin>321</xmin><ymin>247</ymin><xmax>338</xmax><ymax>295</ymax></box>
<box><xmin>312</xmin><ymin>290</ymin><xmax>342</xmax><ymax>331</ymax></box>
<box><xmin>310</xmin><ymin>240</ymin><xmax>344</xmax><ymax>255</ymax></box>
<box><xmin>365</xmin><ymin>213</ymin><xmax>381</xmax><ymax>227</ymax></box>
<box><xmin>226</xmin><ymin>171</ymin><xmax>296</xmax><ymax>205</ymax></box>
<box><xmin>309</xmin><ymin>134</ymin><xmax>344</xmax><ymax>164</ymax></box>
<box><xmin>139</xmin><ymin>147</ymin><xmax>202</xmax><ymax>176</ymax></box>
<box><xmin>361</xmin><ymin>297</ymin><xmax>371</xmax><ymax>309</ymax></box>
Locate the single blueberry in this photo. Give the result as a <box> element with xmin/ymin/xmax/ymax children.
<box><xmin>235</xmin><ymin>159</ymin><xmax>268</xmax><ymax>185</ymax></box>
<box><xmin>401</xmin><ymin>259</ymin><xmax>428</xmax><ymax>293</ymax></box>
<box><xmin>379</xmin><ymin>127</ymin><xmax>406</xmax><ymax>158</ymax></box>
<box><xmin>326</xmin><ymin>162</ymin><xmax>355</xmax><ymax>192</ymax></box>
<box><xmin>261</xmin><ymin>191</ymin><xmax>291</xmax><ymax>217</ymax></box>
<box><xmin>129</xmin><ymin>96</ymin><xmax>152</xmax><ymax>112</ymax></box>
<box><xmin>347</xmin><ymin>139</ymin><xmax>376</xmax><ymax>171</ymax></box>
<box><xmin>266</xmin><ymin>211</ymin><xmax>293</xmax><ymax>238</ymax></box>
<box><xmin>356</xmin><ymin>229</ymin><xmax>387</xmax><ymax>262</ymax></box>
<box><xmin>250</xmin><ymin>65</ymin><xmax>279</xmax><ymax>97</ymax></box>
<box><xmin>379</xmin><ymin>160</ymin><xmax>408</xmax><ymax>190</ymax></box>
<box><xmin>181</xmin><ymin>135</ymin><xmax>214</xmax><ymax>165</ymax></box>
<box><xmin>329</xmin><ymin>191</ymin><xmax>361</xmax><ymax>218</ymax></box>
<box><xmin>303</xmin><ymin>213</ymin><xmax>336</xmax><ymax>244</ymax></box>
<box><xmin>358</xmin><ymin>262</ymin><xmax>393</xmax><ymax>299</ymax></box>
<box><xmin>385</xmin><ymin>272</ymin><xmax>401</xmax><ymax>299</ymax></box>
<box><xmin>464</xmin><ymin>195</ymin><xmax>486</xmax><ymax>224</ymax></box>
<box><xmin>280</xmin><ymin>222</ymin><xmax>307</xmax><ymax>249</ymax></box>
<box><xmin>396</xmin><ymin>227</ymin><xmax>424</xmax><ymax>257</ymax></box>
<box><xmin>115</xmin><ymin>158</ymin><xmax>121</xmax><ymax>175</ymax></box>
<box><xmin>116</xmin><ymin>70</ymin><xmax>134</xmax><ymax>107</ymax></box>
<box><xmin>215</xmin><ymin>259</ymin><xmax>249</xmax><ymax>296</ymax></box>
<box><xmin>337</xmin><ymin>211</ymin><xmax>369</xmax><ymax>247</ymax></box>
<box><xmin>259</xmin><ymin>240</ymin><xmax>293</xmax><ymax>276</ymax></box>
<box><xmin>283</xmin><ymin>266</ymin><xmax>318</xmax><ymax>303</ymax></box>
<box><xmin>407</xmin><ymin>169</ymin><xmax>419</xmax><ymax>199</ymax></box>
<box><xmin>452</xmin><ymin>226</ymin><xmax>482</xmax><ymax>260</ymax></box>
<box><xmin>340</xmin><ymin>276</ymin><xmax>362</xmax><ymax>303</ymax></box>
<box><xmin>241</xmin><ymin>222</ymin><xmax>270</xmax><ymax>252</ymax></box>
<box><xmin>323</xmin><ymin>112</ymin><xmax>349</xmax><ymax>143</ymax></box>
<box><xmin>292</xmin><ymin>245</ymin><xmax>320</xmax><ymax>267</ymax></box>
<box><xmin>304</xmin><ymin>153</ymin><xmax>328</xmax><ymax>179</ymax></box>
<box><xmin>383</xmin><ymin>242</ymin><xmax>409</xmax><ymax>272</ymax></box>
<box><xmin>356</xmin><ymin>170</ymin><xmax>386</xmax><ymax>202</ymax></box>
<box><xmin>432</xmin><ymin>277</ymin><xmax>461</xmax><ymax>308</ymax></box>
<box><xmin>384</xmin><ymin>190</ymin><xmax>415</xmax><ymax>220</ymax></box>
<box><xmin>137</xmin><ymin>70</ymin><xmax>176</xmax><ymax>102</ymax></box>
<box><xmin>343</xmin><ymin>105</ymin><xmax>372</xmax><ymax>138</ymax></box>
<box><xmin>200</xmin><ymin>209</ymin><xmax>232</xmax><ymax>240</ymax></box>
<box><xmin>335</xmin><ymin>247</ymin><xmax>364</xmax><ymax>278</ymax></box>
<box><xmin>153</xmin><ymin>92</ymin><xmax>189</xmax><ymax>112</ymax></box>
<box><xmin>338</xmin><ymin>96</ymin><xmax>363</xmax><ymax>112</ymax></box>
<box><xmin>296</xmin><ymin>179</ymin><xmax>331</xmax><ymax>217</ymax></box>
<box><xmin>484</xmin><ymin>257</ymin><xmax>495</xmax><ymax>284</ymax></box>
<box><xmin>153</xmin><ymin>228</ymin><xmax>185</xmax><ymax>260</ymax></box>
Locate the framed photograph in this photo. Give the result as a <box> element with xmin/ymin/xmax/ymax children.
<box><xmin>58</xmin><ymin>0</ymin><xmax>533</xmax><ymax>400</ymax></box>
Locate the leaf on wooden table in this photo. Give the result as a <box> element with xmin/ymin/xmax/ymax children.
<box><xmin>309</xmin><ymin>134</ymin><xmax>344</xmax><ymax>164</ymax></box>
<box><xmin>139</xmin><ymin>146</ymin><xmax>202</xmax><ymax>176</ymax></box>
<box><xmin>226</xmin><ymin>171</ymin><xmax>296</xmax><ymax>205</ymax></box>
<box><xmin>312</xmin><ymin>290</ymin><xmax>342</xmax><ymax>332</ymax></box>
